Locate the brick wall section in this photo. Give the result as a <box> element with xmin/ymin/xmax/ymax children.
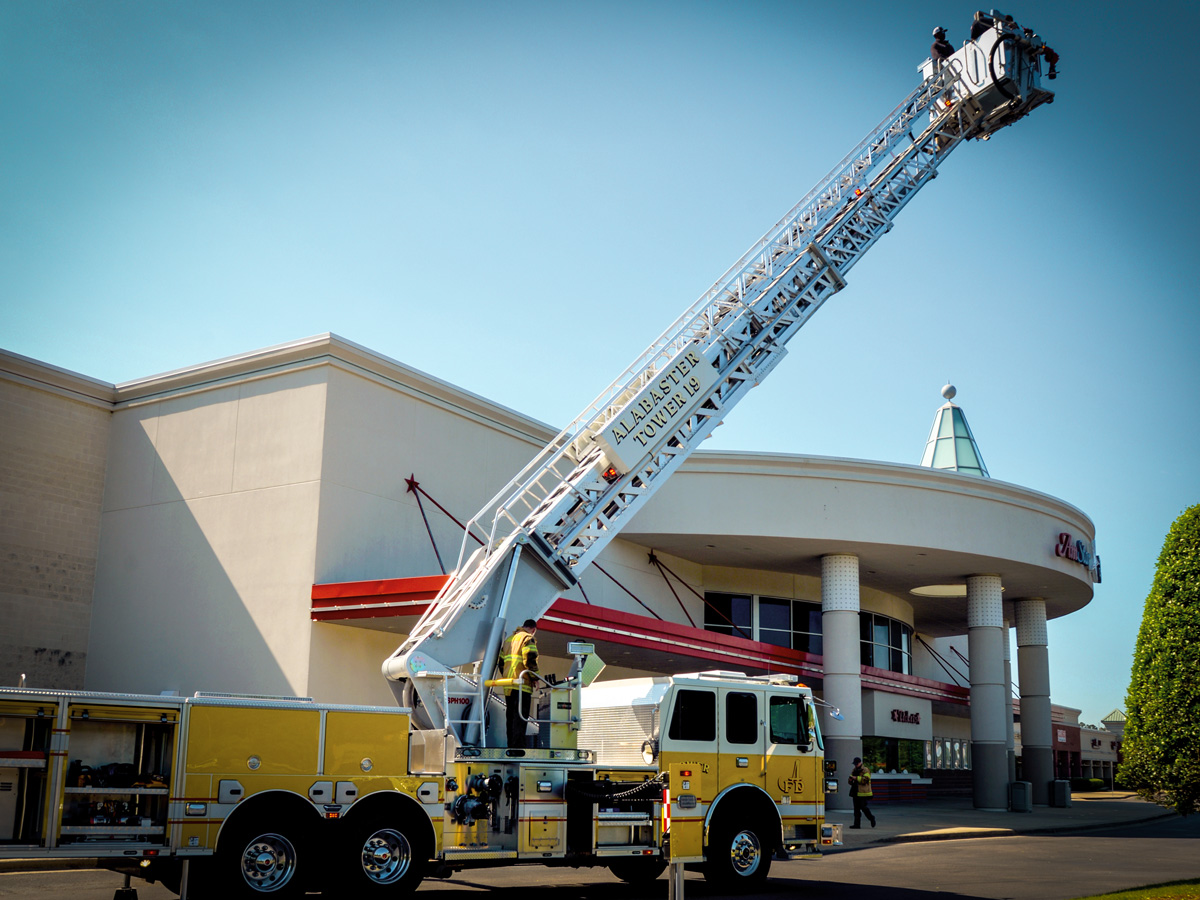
<box><xmin>0</xmin><ymin>378</ymin><xmax>111</xmax><ymax>688</ymax></box>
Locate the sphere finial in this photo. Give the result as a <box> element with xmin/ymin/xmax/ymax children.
<box><xmin>941</xmin><ymin>383</ymin><xmax>957</xmax><ymax>400</ymax></box>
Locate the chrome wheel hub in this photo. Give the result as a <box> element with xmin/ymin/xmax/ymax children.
<box><xmin>361</xmin><ymin>828</ymin><xmax>411</xmax><ymax>884</ymax></box>
<box><xmin>240</xmin><ymin>833</ymin><xmax>297</xmax><ymax>891</ymax></box>
<box><xmin>729</xmin><ymin>830</ymin><xmax>762</xmax><ymax>876</ymax></box>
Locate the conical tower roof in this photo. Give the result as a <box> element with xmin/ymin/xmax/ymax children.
<box><xmin>920</xmin><ymin>384</ymin><xmax>989</xmax><ymax>477</ymax></box>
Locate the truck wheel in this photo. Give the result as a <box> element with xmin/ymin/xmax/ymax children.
<box><xmin>704</xmin><ymin>820</ymin><xmax>772</xmax><ymax>889</ymax></box>
<box><xmin>217</xmin><ymin>821</ymin><xmax>309</xmax><ymax>897</ymax></box>
<box><xmin>607</xmin><ymin>857</ymin><xmax>667</xmax><ymax>884</ymax></box>
<box><xmin>344</xmin><ymin>814</ymin><xmax>426</xmax><ymax>894</ymax></box>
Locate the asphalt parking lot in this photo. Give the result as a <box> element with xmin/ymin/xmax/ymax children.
<box><xmin>1</xmin><ymin>793</ymin><xmax>1190</xmax><ymax>900</ymax></box>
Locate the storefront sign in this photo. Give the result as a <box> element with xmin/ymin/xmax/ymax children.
<box><xmin>1054</xmin><ymin>533</ymin><xmax>1102</xmax><ymax>583</ymax></box>
<box><xmin>864</xmin><ymin>692</ymin><xmax>931</xmax><ymax>740</ymax></box>
<box><xmin>595</xmin><ymin>344</ymin><xmax>718</xmax><ymax>474</ymax></box>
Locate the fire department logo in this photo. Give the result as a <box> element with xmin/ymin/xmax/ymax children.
<box><xmin>777</xmin><ymin>760</ymin><xmax>804</xmax><ymax>795</ymax></box>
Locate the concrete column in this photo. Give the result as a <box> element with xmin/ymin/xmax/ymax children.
<box><xmin>967</xmin><ymin>575</ymin><xmax>1008</xmax><ymax>811</ymax></box>
<box><xmin>821</xmin><ymin>554</ymin><xmax>862</xmax><ymax>811</ymax></box>
<box><xmin>1016</xmin><ymin>598</ymin><xmax>1053</xmax><ymax>806</ymax></box>
<box><xmin>1004</xmin><ymin>618</ymin><xmax>1016</xmax><ymax>783</ymax></box>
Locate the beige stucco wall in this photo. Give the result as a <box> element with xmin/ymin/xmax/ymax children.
<box><xmin>0</xmin><ymin>371</ymin><xmax>111</xmax><ymax>688</ymax></box>
<box><xmin>86</xmin><ymin>366</ymin><xmax>328</xmax><ymax>696</ymax></box>
<box><xmin>863</xmin><ymin>691</ymin><xmax>932</xmax><ymax>740</ymax></box>
<box><xmin>628</xmin><ymin>455</ymin><xmax>1095</xmax><ymax>581</ymax></box>
<box><xmin>2</xmin><ymin>335</ymin><xmax>1094</xmax><ymax>712</ymax></box>
<box><xmin>307</xmin><ymin>623</ymin><xmax>401</xmax><ymax>706</ymax></box>
<box><xmin>933</xmin><ymin>713</ymin><xmax>973</xmax><ymax>741</ymax></box>
<box><xmin>314</xmin><ymin>364</ymin><xmax>548</xmax><ymax>584</ymax></box>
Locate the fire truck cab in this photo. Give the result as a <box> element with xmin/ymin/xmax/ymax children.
<box><xmin>579</xmin><ymin>671</ymin><xmax>836</xmax><ymax>881</ymax></box>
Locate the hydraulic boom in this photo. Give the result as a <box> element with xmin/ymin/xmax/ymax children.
<box><xmin>384</xmin><ymin>17</ymin><xmax>1056</xmax><ymax>743</ymax></box>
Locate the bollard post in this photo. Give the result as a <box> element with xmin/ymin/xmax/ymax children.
<box><xmin>668</xmin><ymin>861</ymin><xmax>685</xmax><ymax>900</ymax></box>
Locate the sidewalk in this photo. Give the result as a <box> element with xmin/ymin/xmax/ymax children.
<box><xmin>825</xmin><ymin>791</ymin><xmax>1176</xmax><ymax>851</ymax></box>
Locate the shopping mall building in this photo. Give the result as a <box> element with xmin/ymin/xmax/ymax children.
<box><xmin>0</xmin><ymin>334</ymin><xmax>1103</xmax><ymax>810</ymax></box>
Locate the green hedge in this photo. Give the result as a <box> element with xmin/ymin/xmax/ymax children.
<box><xmin>1122</xmin><ymin>504</ymin><xmax>1200</xmax><ymax>816</ymax></box>
<box><xmin>1071</xmin><ymin>777</ymin><xmax>1108</xmax><ymax>792</ymax></box>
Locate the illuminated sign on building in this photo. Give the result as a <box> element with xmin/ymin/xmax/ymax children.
<box><xmin>1054</xmin><ymin>533</ymin><xmax>1102</xmax><ymax>583</ymax></box>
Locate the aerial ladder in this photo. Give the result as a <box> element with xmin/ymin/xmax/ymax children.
<box><xmin>383</xmin><ymin>17</ymin><xmax>1057</xmax><ymax>744</ymax></box>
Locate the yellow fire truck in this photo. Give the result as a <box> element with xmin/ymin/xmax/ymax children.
<box><xmin>0</xmin><ymin>663</ymin><xmax>837</xmax><ymax>897</ymax></box>
<box><xmin>2</xmin><ymin>16</ymin><xmax>1055</xmax><ymax>897</ymax></box>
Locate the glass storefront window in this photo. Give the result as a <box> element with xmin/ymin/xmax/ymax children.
<box><xmin>860</xmin><ymin>612</ymin><xmax>913</xmax><ymax>674</ymax></box>
<box><xmin>704</xmin><ymin>593</ymin><xmax>752</xmax><ymax>640</ymax></box>
<box><xmin>927</xmin><ymin>737</ymin><xmax>973</xmax><ymax>770</ymax></box>
<box><xmin>703</xmin><ymin>594</ymin><xmax>915</xmax><ymax>672</ymax></box>
<box><xmin>703</xmin><ymin>593</ymin><xmax>822</xmax><ymax>653</ymax></box>
<box><xmin>758</xmin><ymin>598</ymin><xmax>791</xmax><ymax>648</ymax></box>
<box><xmin>862</xmin><ymin>736</ymin><xmax>927</xmax><ymax>773</ymax></box>
<box><xmin>793</xmin><ymin>602</ymin><xmax>823</xmax><ymax>655</ymax></box>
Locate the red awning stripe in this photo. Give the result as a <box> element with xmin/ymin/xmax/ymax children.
<box><xmin>310</xmin><ymin>574</ymin><xmax>450</xmax><ymax>602</ymax></box>
<box><xmin>312</xmin><ymin>601</ymin><xmax>434</xmax><ymax>621</ymax></box>
<box><xmin>309</xmin><ymin>577</ymin><xmax>968</xmax><ymax>704</ymax></box>
<box><xmin>540</xmin><ymin>613</ymin><xmax>824</xmax><ymax>679</ymax></box>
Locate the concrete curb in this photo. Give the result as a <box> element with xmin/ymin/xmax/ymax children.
<box><xmin>878</xmin><ymin>811</ymin><xmax>1179</xmax><ymax>845</ymax></box>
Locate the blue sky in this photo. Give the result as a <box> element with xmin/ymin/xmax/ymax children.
<box><xmin>3</xmin><ymin>1</ymin><xmax>1198</xmax><ymax>726</ymax></box>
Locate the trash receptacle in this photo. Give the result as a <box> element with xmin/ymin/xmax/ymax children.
<box><xmin>1051</xmin><ymin>780</ymin><xmax>1072</xmax><ymax>807</ymax></box>
<box><xmin>1009</xmin><ymin>781</ymin><xmax>1032</xmax><ymax>813</ymax></box>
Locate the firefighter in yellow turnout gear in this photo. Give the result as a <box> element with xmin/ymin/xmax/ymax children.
<box><xmin>848</xmin><ymin>756</ymin><xmax>876</xmax><ymax>828</ymax></box>
<box><xmin>501</xmin><ymin>619</ymin><xmax>539</xmax><ymax>747</ymax></box>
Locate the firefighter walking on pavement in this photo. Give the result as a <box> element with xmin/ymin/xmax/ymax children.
<box><xmin>501</xmin><ymin>619</ymin><xmax>539</xmax><ymax>747</ymax></box>
<box><xmin>848</xmin><ymin>756</ymin><xmax>877</xmax><ymax>828</ymax></box>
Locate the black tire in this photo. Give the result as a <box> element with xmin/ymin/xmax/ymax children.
<box><xmin>215</xmin><ymin>818</ymin><xmax>310</xmax><ymax>898</ymax></box>
<box><xmin>607</xmin><ymin>856</ymin><xmax>667</xmax><ymax>884</ymax></box>
<box><xmin>704</xmin><ymin>819</ymin><xmax>772</xmax><ymax>889</ymax></box>
<box><xmin>342</xmin><ymin>812</ymin><xmax>427</xmax><ymax>894</ymax></box>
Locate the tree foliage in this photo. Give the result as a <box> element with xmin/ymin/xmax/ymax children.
<box><xmin>1120</xmin><ymin>504</ymin><xmax>1200</xmax><ymax>815</ymax></box>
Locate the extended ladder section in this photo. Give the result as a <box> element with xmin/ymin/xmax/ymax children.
<box><xmin>384</xmin><ymin>19</ymin><xmax>1055</xmax><ymax>740</ymax></box>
